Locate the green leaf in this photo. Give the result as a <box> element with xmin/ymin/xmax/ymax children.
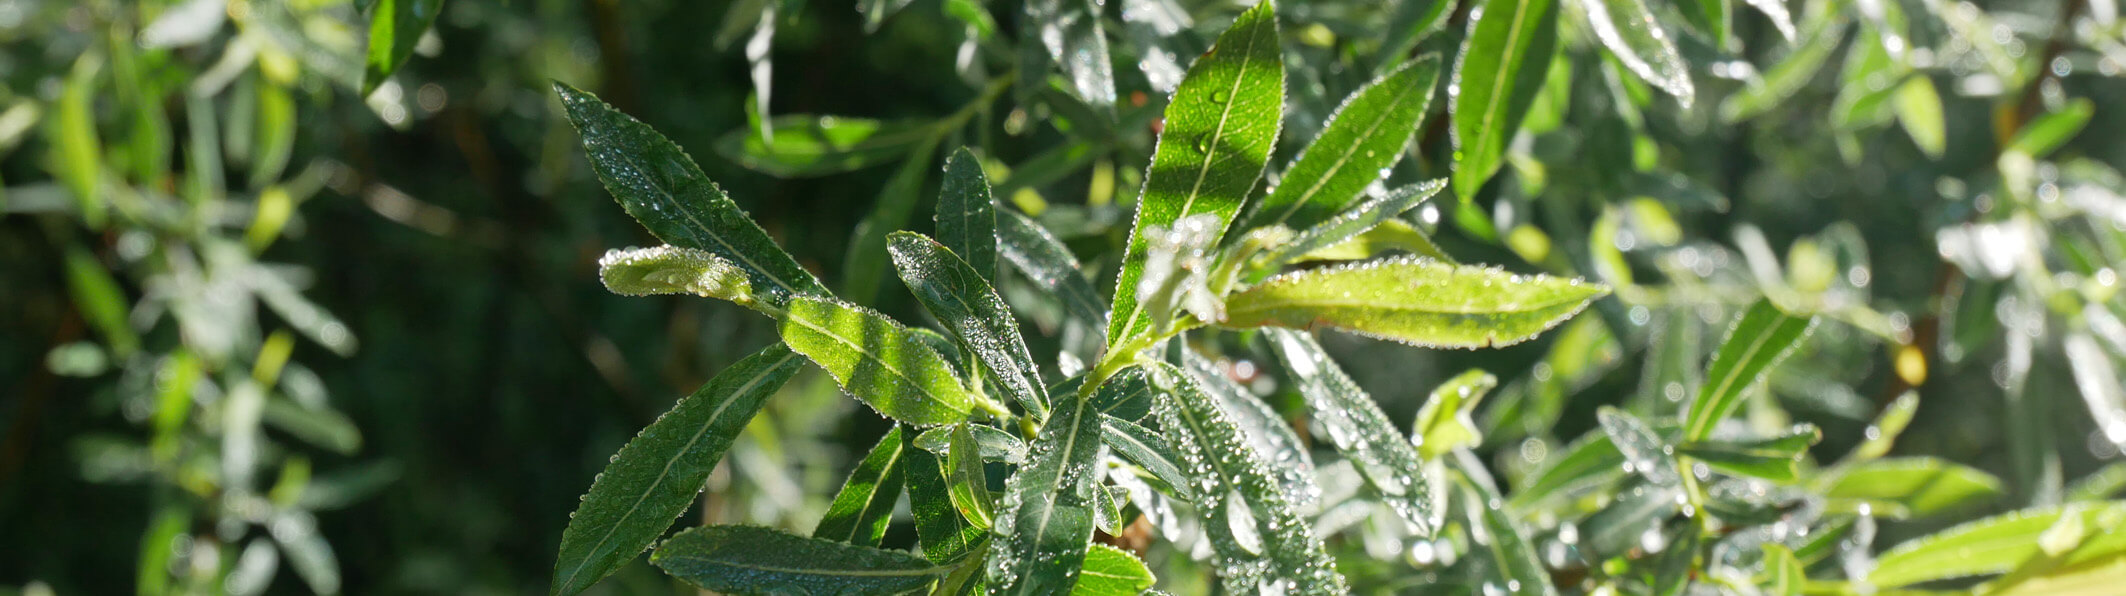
<box><xmin>889</xmin><ymin>232</ymin><xmax>1050</xmax><ymax>420</ymax></box>
<box><xmin>815</xmin><ymin>427</ymin><xmax>911</xmax><ymax>546</ymax></box>
<box><xmin>1267</xmin><ymin>329</ymin><xmax>1432</xmax><ymax>531</ymax></box>
<box><xmin>1720</xmin><ymin>16</ymin><xmax>1846</xmax><ymax>123</ymax></box>
<box><xmin>1026</xmin><ymin>0</ymin><xmax>1117</xmax><ymax>110</ymax></box>
<box><xmin>937</xmin><ymin>148</ymin><xmax>1000</xmax><ymax>282</ymax></box>
<box><xmin>845</xmin><ymin>137</ymin><xmax>942</xmax><ymax>303</ymax></box>
<box><xmin>1089</xmin><ymin>369</ymin><xmax>1155</xmax><ymax>422</ymax></box>
<box><xmin>778</xmin><ymin>296</ymin><xmax>1001</xmax><ymax>425</ymax></box>
<box><xmin>1677</xmin><ymin>424</ymin><xmax>1820</xmax><ymax>482</ymax></box>
<box><xmin>861</xmin><ymin>0</ymin><xmax>917</xmax><ymax>31</ymax></box>
<box><xmin>551</xmin><ymin>345</ymin><xmax>803</xmax><ymax>596</ymax></box>
<box><xmin>914</xmin><ymin>424</ymin><xmax>1029</xmax><ymax>464</ymax></box>
<box><xmin>1683</xmin><ymin>299</ymin><xmax>1815</xmax><ymax>441</ymax></box>
<box><xmin>1182</xmin><ymin>352</ymin><xmax>1318</xmax><ymax>511</ymax></box>
<box><xmin>984</xmin><ymin>388</ymin><xmax>1107</xmax><ymax>593</ymax></box>
<box><xmin>596</xmin><ymin>245</ymin><xmax>755</xmax><ymax>306</ymax></box>
<box><xmin>1101</xmin><ymin>412</ymin><xmax>1196</xmax><ymax>500</ymax></box>
<box><xmin>1895</xmin><ymin>76</ymin><xmax>1947</xmax><ymax>158</ymax></box>
<box><xmin>1222</xmin><ymin>256</ymin><xmax>1608</xmax><ymax>349</ymax></box>
<box><xmin>555</xmin><ymin>83</ymin><xmax>826</xmax><ymax>306</ymax></box>
<box><xmin>1577</xmin><ymin>0</ymin><xmax>1693</xmax><ymax>105</ymax></box>
<box><xmin>1506</xmin><ymin>432</ymin><xmax>1624</xmax><ymax>513</ymax></box>
<box><xmin>1760</xmin><ymin>543</ymin><xmax>1804</xmax><ymax>596</ymax></box>
<box><xmin>1449</xmin><ymin>0</ymin><xmax>1559</xmax><ymax>201</ymax></box>
<box><xmin>1294</xmin><ymin>219</ymin><xmax>1453</xmax><ymax>264</ymax></box>
<box><xmin>1145</xmin><ymin>361</ymin><xmax>1346</xmax><ymax>594</ymax></box>
<box><xmin>903</xmin><ymin>432</ymin><xmax>985</xmax><ymax>562</ymax></box>
<box><xmin>1848</xmin><ymin>390</ymin><xmax>1918</xmax><ymax>464</ymax></box>
<box><xmin>63</xmin><ymin>246</ymin><xmax>138</xmax><ymax>357</ymax></box>
<box><xmin>2067</xmin><ymin>463</ymin><xmax>2126</xmax><ymax>502</ymax></box>
<box><xmin>1823</xmin><ymin>456</ymin><xmax>2002</xmax><ymax>518</ymax></box>
<box><xmin>998</xmin><ymin>210</ymin><xmax>1109</xmax><ymax>327</ymax></box>
<box><xmin>1412</xmin><ymin>368</ymin><xmax>1498</xmax><ymax>458</ymax></box>
<box><xmin>1071</xmin><ymin>544</ymin><xmax>1157</xmax><ymax>595</ymax></box>
<box><xmin>51</xmin><ymin>52</ymin><xmax>104</xmax><ymax>228</ymax></box>
<box><xmin>1582</xmin><ymin>482</ymin><xmax>1680</xmax><ymax>556</ymax></box>
<box><xmin>1450</xmin><ymin>454</ymin><xmax>1558</xmax><ymax>596</ymax></box>
<box><xmin>652</xmin><ymin>525</ymin><xmax>947</xmax><ymax>594</ymax></box>
<box><xmin>946</xmin><ymin>424</ymin><xmax>997</xmax><ymax>529</ymax></box>
<box><xmin>361</xmin><ymin>0</ymin><xmax>444</xmax><ymax>95</ymax></box>
<box><xmin>1738</xmin><ymin>0</ymin><xmax>1795</xmax><ymax>40</ymax></box>
<box><xmin>1871</xmin><ymin>502</ymin><xmax>2126</xmax><ymax>588</ymax></box>
<box><xmin>1648</xmin><ymin>523</ymin><xmax>1700</xmax><ymax>596</ymax></box>
<box><xmin>715</xmin><ymin>114</ymin><xmax>932</xmax><ymax>178</ymax></box>
<box><xmin>1107</xmin><ymin>0</ymin><xmax>1284</xmax><ymax>346</ymax></box>
<box><xmin>1261</xmin><ymin>179</ymin><xmax>1447</xmax><ymax>268</ymax></box>
<box><xmin>1598</xmin><ymin>407</ymin><xmax>1678</xmax><ymax>486</ymax></box>
<box><xmin>1244</xmin><ymin>56</ymin><xmax>1442</xmax><ymax>232</ymax></box>
<box><xmin>2007</xmin><ymin>99</ymin><xmax>2094</xmax><ymax>159</ymax></box>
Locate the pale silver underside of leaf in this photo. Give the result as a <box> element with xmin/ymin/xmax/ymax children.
<box><xmin>598</xmin><ymin>245</ymin><xmax>754</xmax><ymax>304</ymax></box>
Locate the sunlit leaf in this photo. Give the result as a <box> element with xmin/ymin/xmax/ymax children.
<box><xmin>778</xmin><ymin>296</ymin><xmax>1002</xmax><ymax>425</ymax></box>
<box><xmin>1244</xmin><ymin>56</ymin><xmax>1441</xmax><ymax>232</ymax></box>
<box><xmin>914</xmin><ymin>424</ymin><xmax>1029</xmax><ymax>464</ymax></box>
<box><xmin>1824</xmin><ymin>456</ymin><xmax>2001</xmax><ymax>518</ymax></box>
<box><xmin>1108</xmin><ymin>0</ymin><xmax>1284</xmax><ymax>347</ymax></box>
<box><xmin>890</xmin><ymin>232</ymin><xmax>1050</xmax><ymax>420</ymax></box>
<box><xmin>1577</xmin><ymin>0</ymin><xmax>1693</xmax><ymax>105</ymax></box>
<box><xmin>814</xmin><ymin>427</ymin><xmax>910</xmax><ymax>546</ymax></box>
<box><xmin>555</xmin><ymin>83</ymin><xmax>826</xmax><ymax>306</ymax></box>
<box><xmin>362</xmin><ymin>0</ymin><xmax>445</xmax><ymax>95</ymax></box>
<box><xmin>51</xmin><ymin>52</ymin><xmax>104</xmax><ymax>228</ymax></box>
<box><xmin>715</xmin><ymin>114</ymin><xmax>932</xmax><ymax>178</ymax></box>
<box><xmin>937</xmin><ymin>148</ymin><xmax>999</xmax><ymax>282</ymax></box>
<box><xmin>903</xmin><ymin>432</ymin><xmax>984</xmax><ymax>562</ymax></box>
<box><xmin>550</xmin><ymin>344</ymin><xmax>803</xmax><ymax>596</ymax></box>
<box><xmin>1183</xmin><ymin>352</ymin><xmax>1319</xmax><ymax>512</ymax></box>
<box><xmin>1262</xmin><ymin>180</ymin><xmax>1447</xmax><ymax>268</ymax></box>
<box><xmin>597</xmin><ymin>245</ymin><xmax>755</xmax><ymax>307</ymax></box>
<box><xmin>1760</xmin><ymin>543</ymin><xmax>1803</xmax><ymax>596</ymax></box>
<box><xmin>1683</xmin><ymin>299</ymin><xmax>1814</xmax><ymax>441</ymax></box>
<box><xmin>1895</xmin><ymin>76</ymin><xmax>1947</xmax><ymax>158</ymax></box>
<box><xmin>1871</xmin><ymin>502</ymin><xmax>2126</xmax><ymax>588</ymax></box>
<box><xmin>1677</xmin><ymin>424</ymin><xmax>1819</xmax><ymax>482</ymax></box>
<box><xmin>2007</xmin><ymin>98</ymin><xmax>2095</xmax><ymax>160</ymax></box>
<box><xmin>653</xmin><ymin>525</ymin><xmax>947</xmax><ymax>594</ymax></box>
<box><xmin>1026</xmin><ymin>0</ymin><xmax>1117</xmax><ymax>110</ymax></box>
<box><xmin>1101</xmin><ymin>412</ymin><xmax>1196</xmax><ymax>500</ymax></box>
<box><xmin>1222</xmin><ymin>256</ymin><xmax>1608</xmax><ymax>349</ymax></box>
<box><xmin>985</xmin><ymin>388</ymin><xmax>1107</xmax><ymax>593</ymax></box>
<box><xmin>1450</xmin><ymin>0</ymin><xmax>1559</xmax><ymax>201</ymax></box>
<box><xmin>1412</xmin><ymin>369</ymin><xmax>1497</xmax><ymax>458</ymax></box>
<box><xmin>1071</xmin><ymin>544</ymin><xmax>1156</xmax><ymax>595</ymax></box>
<box><xmin>946</xmin><ymin>423</ymin><xmax>997</xmax><ymax>530</ymax></box>
<box><xmin>1268</xmin><ymin>329</ymin><xmax>1432</xmax><ymax>530</ymax></box>
<box><xmin>2065</xmin><ymin>333</ymin><xmax>2126</xmax><ymax>452</ymax></box>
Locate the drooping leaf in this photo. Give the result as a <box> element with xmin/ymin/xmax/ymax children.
<box><xmin>1026</xmin><ymin>0</ymin><xmax>1117</xmax><ymax>110</ymax></box>
<box><xmin>715</xmin><ymin>114</ymin><xmax>933</xmax><ymax>178</ymax></box>
<box><xmin>1108</xmin><ymin>0</ymin><xmax>1284</xmax><ymax>347</ymax></box>
<box><xmin>361</xmin><ymin>0</ymin><xmax>445</xmax><ymax>94</ymax></box>
<box><xmin>1101</xmin><ymin>413</ymin><xmax>1196</xmax><ymax>500</ymax></box>
<box><xmin>555</xmin><ymin>83</ymin><xmax>826</xmax><ymax>306</ymax></box>
<box><xmin>778</xmin><ymin>296</ymin><xmax>1001</xmax><ymax>426</ymax></box>
<box><xmin>1243</xmin><ymin>56</ymin><xmax>1442</xmax><ymax>232</ymax></box>
<box><xmin>1577</xmin><ymin>0</ymin><xmax>1693</xmax><ymax>105</ymax></box>
<box><xmin>1071</xmin><ymin>544</ymin><xmax>1157</xmax><ymax>596</ymax></box>
<box><xmin>1823</xmin><ymin>456</ymin><xmax>2002</xmax><ymax>518</ymax></box>
<box><xmin>1677</xmin><ymin>424</ymin><xmax>1820</xmax><ymax>482</ymax></box>
<box><xmin>984</xmin><ymin>387</ymin><xmax>1107</xmax><ymax>593</ymax></box>
<box><xmin>1182</xmin><ymin>351</ymin><xmax>1319</xmax><ymax>512</ymax></box>
<box><xmin>889</xmin><ymin>232</ymin><xmax>1050</xmax><ymax>420</ymax></box>
<box><xmin>1267</xmin><ymin>329</ymin><xmax>1432</xmax><ymax>531</ymax></box>
<box><xmin>937</xmin><ymin>148</ymin><xmax>1000</xmax><ymax>282</ymax></box>
<box><xmin>63</xmin><ymin>246</ymin><xmax>138</xmax><ymax>357</ymax></box>
<box><xmin>1261</xmin><ymin>179</ymin><xmax>1448</xmax><ymax>268</ymax></box>
<box><xmin>1871</xmin><ymin>502</ymin><xmax>2126</xmax><ymax>588</ymax></box>
<box><xmin>904</xmin><ymin>432</ymin><xmax>984</xmax><ymax>563</ymax></box>
<box><xmin>914</xmin><ymin>424</ymin><xmax>1030</xmax><ymax>464</ymax></box>
<box><xmin>1683</xmin><ymin>299</ymin><xmax>1815</xmax><ymax>441</ymax></box>
<box><xmin>946</xmin><ymin>424</ymin><xmax>997</xmax><ymax>530</ymax></box>
<box><xmin>1221</xmin><ymin>256</ymin><xmax>1608</xmax><ymax>349</ymax></box>
<box><xmin>1449</xmin><ymin>0</ymin><xmax>1559</xmax><ymax>201</ymax></box>
<box><xmin>596</xmin><ymin>245</ymin><xmax>755</xmax><ymax>307</ymax></box>
<box><xmin>652</xmin><ymin>525</ymin><xmax>948</xmax><ymax>594</ymax></box>
<box><xmin>1145</xmin><ymin>361</ymin><xmax>1346</xmax><ymax>594</ymax></box>
<box><xmin>1411</xmin><ymin>368</ymin><xmax>1498</xmax><ymax>458</ymax></box>
<box><xmin>551</xmin><ymin>345</ymin><xmax>804</xmax><ymax>596</ymax></box>
<box><xmin>814</xmin><ymin>427</ymin><xmax>910</xmax><ymax>546</ymax></box>
<box><xmin>998</xmin><ymin>210</ymin><xmax>1109</xmax><ymax>327</ymax></box>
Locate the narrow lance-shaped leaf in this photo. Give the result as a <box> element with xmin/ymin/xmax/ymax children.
<box><xmin>53</xmin><ymin>52</ymin><xmax>104</xmax><ymax>228</ymax></box>
<box><xmin>1261</xmin><ymin>179</ymin><xmax>1447</xmax><ymax>268</ymax></box>
<box><xmin>889</xmin><ymin>232</ymin><xmax>1050</xmax><ymax>420</ymax></box>
<box><xmin>551</xmin><ymin>344</ymin><xmax>803</xmax><ymax>596</ymax></box>
<box><xmin>1677</xmin><ymin>424</ymin><xmax>1820</xmax><ymax>482</ymax></box>
<box><xmin>1577</xmin><ymin>0</ymin><xmax>1694</xmax><ymax>105</ymax></box>
<box><xmin>998</xmin><ymin>210</ymin><xmax>1109</xmax><ymax>327</ymax></box>
<box><xmin>597</xmin><ymin>246</ymin><xmax>755</xmax><ymax>308</ymax></box>
<box><xmin>845</xmin><ymin>137</ymin><xmax>942</xmax><ymax>303</ymax></box>
<box><xmin>1267</xmin><ymin>329</ymin><xmax>1432</xmax><ymax>532</ymax></box>
<box><xmin>984</xmin><ymin>387</ymin><xmax>1108</xmax><ymax>593</ymax></box>
<box><xmin>1823</xmin><ymin>456</ymin><xmax>2003</xmax><ymax>518</ymax></box>
<box><xmin>1719</xmin><ymin>15</ymin><xmax>1846</xmax><ymax>122</ymax></box>
<box><xmin>1108</xmin><ymin>0</ymin><xmax>1284</xmax><ymax>346</ymax></box>
<box><xmin>903</xmin><ymin>432</ymin><xmax>984</xmax><ymax>562</ymax></box>
<box><xmin>1760</xmin><ymin>543</ymin><xmax>1804</xmax><ymax>596</ymax></box>
<box><xmin>1870</xmin><ymin>502</ymin><xmax>2126</xmax><ymax>588</ymax></box>
<box><xmin>915</xmin><ymin>424</ymin><xmax>1030</xmax><ymax>464</ymax></box>
<box><xmin>1739</xmin><ymin>0</ymin><xmax>1795</xmax><ymax>40</ymax></box>
<box><xmin>814</xmin><ymin>427</ymin><xmax>910</xmax><ymax>546</ymax></box>
<box><xmin>779</xmin><ymin>296</ymin><xmax>1004</xmax><ymax>426</ymax></box>
<box><xmin>1145</xmin><ymin>361</ymin><xmax>1346</xmax><ymax>594</ymax></box>
<box><xmin>1451</xmin><ymin>453</ymin><xmax>1559</xmax><ymax>596</ymax></box>
<box><xmin>716</xmin><ymin>114</ymin><xmax>933</xmax><ymax>178</ymax></box>
<box><xmin>653</xmin><ymin>525</ymin><xmax>948</xmax><ymax>594</ymax></box>
<box><xmin>1243</xmin><ymin>56</ymin><xmax>1442</xmax><ymax>232</ymax></box>
<box><xmin>1598</xmin><ymin>407</ymin><xmax>1678</xmax><ymax>486</ymax></box>
<box><xmin>936</xmin><ymin>148</ymin><xmax>999</xmax><ymax>281</ymax></box>
<box><xmin>361</xmin><ymin>0</ymin><xmax>445</xmax><ymax>94</ymax></box>
<box><xmin>1071</xmin><ymin>544</ymin><xmax>1157</xmax><ymax>596</ymax></box>
<box><xmin>1026</xmin><ymin>0</ymin><xmax>1118</xmax><ymax>110</ymax></box>
<box><xmin>1223</xmin><ymin>256</ymin><xmax>1609</xmax><ymax>349</ymax></box>
<box><xmin>1412</xmin><ymin>368</ymin><xmax>1498</xmax><ymax>458</ymax></box>
<box><xmin>1450</xmin><ymin>0</ymin><xmax>1559</xmax><ymax>201</ymax></box>
<box><xmin>946</xmin><ymin>424</ymin><xmax>997</xmax><ymax>529</ymax></box>
<box><xmin>1183</xmin><ymin>351</ymin><xmax>1319</xmax><ymax>512</ymax></box>
<box><xmin>1101</xmin><ymin>413</ymin><xmax>1196</xmax><ymax>499</ymax></box>
<box><xmin>1683</xmin><ymin>299</ymin><xmax>1815</xmax><ymax>440</ymax></box>
<box><xmin>555</xmin><ymin>83</ymin><xmax>826</xmax><ymax>306</ymax></box>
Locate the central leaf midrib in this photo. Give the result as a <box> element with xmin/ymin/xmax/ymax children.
<box><xmin>606</xmin><ymin>135</ymin><xmax>805</xmax><ymax>297</ymax></box>
<box><xmin>787</xmin><ymin>310</ymin><xmax>965</xmax><ymax>415</ymax></box>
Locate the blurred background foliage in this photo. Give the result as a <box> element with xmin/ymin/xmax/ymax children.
<box><xmin>2</xmin><ymin>0</ymin><xmax>2124</xmax><ymax>592</ymax></box>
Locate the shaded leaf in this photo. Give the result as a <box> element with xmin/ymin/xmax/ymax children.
<box><xmin>1101</xmin><ymin>413</ymin><xmax>1196</xmax><ymax>500</ymax></box>
<box><xmin>903</xmin><ymin>432</ymin><xmax>984</xmax><ymax>562</ymax></box>
<box><xmin>1677</xmin><ymin>424</ymin><xmax>1820</xmax><ymax>482</ymax></box>
<box><xmin>845</xmin><ymin>137</ymin><xmax>943</xmax><ymax>303</ymax></box>
<box><xmin>1262</xmin><ymin>179</ymin><xmax>1447</xmax><ymax>268</ymax></box>
<box><xmin>1222</xmin><ymin>256</ymin><xmax>1608</xmax><ymax>349</ymax></box>
<box><xmin>814</xmin><ymin>427</ymin><xmax>910</xmax><ymax>546</ymax></box>
<box><xmin>551</xmin><ymin>345</ymin><xmax>803</xmax><ymax>596</ymax></box>
<box><xmin>362</xmin><ymin>0</ymin><xmax>445</xmax><ymax>94</ymax></box>
<box><xmin>653</xmin><ymin>525</ymin><xmax>946</xmax><ymax>594</ymax></box>
<box><xmin>998</xmin><ymin>210</ymin><xmax>1109</xmax><ymax>327</ymax></box>
<box><xmin>1268</xmin><ymin>329</ymin><xmax>1433</xmax><ymax>530</ymax></box>
<box><xmin>716</xmin><ymin>114</ymin><xmax>932</xmax><ymax>178</ymax></box>
<box><xmin>1183</xmin><ymin>351</ymin><xmax>1319</xmax><ymax>512</ymax></box>
<box><xmin>914</xmin><ymin>424</ymin><xmax>1029</xmax><ymax>465</ymax></box>
<box><xmin>890</xmin><ymin>232</ymin><xmax>1050</xmax><ymax>419</ymax></box>
<box><xmin>947</xmin><ymin>424</ymin><xmax>997</xmax><ymax>530</ymax></box>
<box><xmin>937</xmin><ymin>148</ymin><xmax>1000</xmax><ymax>282</ymax></box>
<box><xmin>1598</xmin><ymin>407</ymin><xmax>1678</xmax><ymax>486</ymax></box>
<box><xmin>984</xmin><ymin>387</ymin><xmax>1107</xmax><ymax>593</ymax></box>
<box><xmin>1026</xmin><ymin>0</ymin><xmax>1117</xmax><ymax>109</ymax></box>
